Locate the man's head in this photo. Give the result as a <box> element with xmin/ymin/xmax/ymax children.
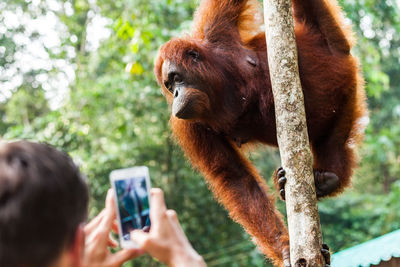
<box><xmin>0</xmin><ymin>141</ymin><xmax>89</xmax><ymax>267</ymax></box>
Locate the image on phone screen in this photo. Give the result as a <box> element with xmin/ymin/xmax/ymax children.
<box><xmin>113</xmin><ymin>176</ymin><xmax>150</xmax><ymax>241</ymax></box>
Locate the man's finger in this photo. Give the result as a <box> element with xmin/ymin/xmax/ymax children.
<box><xmin>166</xmin><ymin>209</ymin><xmax>187</xmax><ymax>239</ymax></box>
<box><xmin>166</xmin><ymin>209</ymin><xmax>179</xmax><ymax>225</ymax></box>
<box><xmin>110</xmin><ymin>248</ymin><xmax>145</xmax><ymax>267</ymax></box>
<box><xmin>84</xmin><ymin>209</ymin><xmax>106</xmax><ymax>234</ymax></box>
<box><xmin>98</xmin><ymin>189</ymin><xmax>116</xmax><ymax>230</ymax></box>
<box><xmin>112</xmin><ymin>220</ymin><xmax>119</xmax><ymax>233</ymax></box>
<box><xmin>130</xmin><ymin>230</ymin><xmax>151</xmax><ymax>249</ymax></box>
<box><xmin>108</xmin><ymin>233</ymin><xmax>119</xmax><ymax>248</ymax></box>
<box><xmin>86</xmin><ymin>189</ymin><xmax>116</xmax><ymax>245</ymax></box>
<box><xmin>149</xmin><ymin>188</ymin><xmax>167</xmax><ymax>223</ymax></box>
<box><xmin>105</xmin><ymin>188</ymin><xmax>116</xmax><ymax>216</ymax></box>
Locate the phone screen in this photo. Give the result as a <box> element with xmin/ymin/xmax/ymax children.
<box><xmin>113</xmin><ymin>176</ymin><xmax>151</xmax><ymax>241</ymax></box>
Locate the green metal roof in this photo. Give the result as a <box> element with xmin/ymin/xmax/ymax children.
<box><xmin>331</xmin><ymin>229</ymin><xmax>400</xmax><ymax>267</ymax></box>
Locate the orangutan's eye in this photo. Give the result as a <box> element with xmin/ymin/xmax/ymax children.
<box><xmin>164</xmin><ymin>81</ymin><xmax>173</xmax><ymax>93</ymax></box>
<box><xmin>173</xmin><ymin>74</ymin><xmax>183</xmax><ymax>84</ymax></box>
<box><xmin>187</xmin><ymin>50</ymin><xmax>200</xmax><ymax>62</ymax></box>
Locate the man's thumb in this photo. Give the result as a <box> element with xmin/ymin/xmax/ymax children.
<box><xmin>130</xmin><ymin>230</ymin><xmax>150</xmax><ymax>248</ymax></box>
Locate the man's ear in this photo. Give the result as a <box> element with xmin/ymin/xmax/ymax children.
<box><xmin>68</xmin><ymin>224</ymin><xmax>85</xmax><ymax>267</ymax></box>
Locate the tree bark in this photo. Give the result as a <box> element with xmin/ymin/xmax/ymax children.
<box><xmin>263</xmin><ymin>0</ymin><xmax>325</xmax><ymax>266</ymax></box>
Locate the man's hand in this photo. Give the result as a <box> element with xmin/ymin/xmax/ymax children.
<box><xmin>82</xmin><ymin>189</ymin><xmax>144</xmax><ymax>267</ymax></box>
<box><xmin>131</xmin><ymin>188</ymin><xmax>206</xmax><ymax>267</ymax></box>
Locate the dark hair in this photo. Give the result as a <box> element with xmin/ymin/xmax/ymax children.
<box><xmin>0</xmin><ymin>141</ymin><xmax>89</xmax><ymax>267</ymax></box>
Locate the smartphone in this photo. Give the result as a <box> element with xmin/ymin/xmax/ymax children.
<box><xmin>110</xmin><ymin>166</ymin><xmax>151</xmax><ymax>249</ymax></box>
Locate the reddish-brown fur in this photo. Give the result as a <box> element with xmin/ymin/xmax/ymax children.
<box><xmin>154</xmin><ymin>0</ymin><xmax>367</xmax><ymax>265</ymax></box>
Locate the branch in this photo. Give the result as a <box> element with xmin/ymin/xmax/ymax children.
<box><xmin>263</xmin><ymin>0</ymin><xmax>325</xmax><ymax>266</ymax></box>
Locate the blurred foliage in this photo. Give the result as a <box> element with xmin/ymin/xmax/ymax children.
<box><xmin>1</xmin><ymin>0</ymin><xmax>400</xmax><ymax>266</ymax></box>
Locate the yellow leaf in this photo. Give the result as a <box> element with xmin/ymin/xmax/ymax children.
<box><xmin>129</xmin><ymin>62</ymin><xmax>144</xmax><ymax>75</ymax></box>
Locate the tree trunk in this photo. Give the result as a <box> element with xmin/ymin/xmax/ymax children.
<box><xmin>263</xmin><ymin>0</ymin><xmax>325</xmax><ymax>266</ymax></box>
